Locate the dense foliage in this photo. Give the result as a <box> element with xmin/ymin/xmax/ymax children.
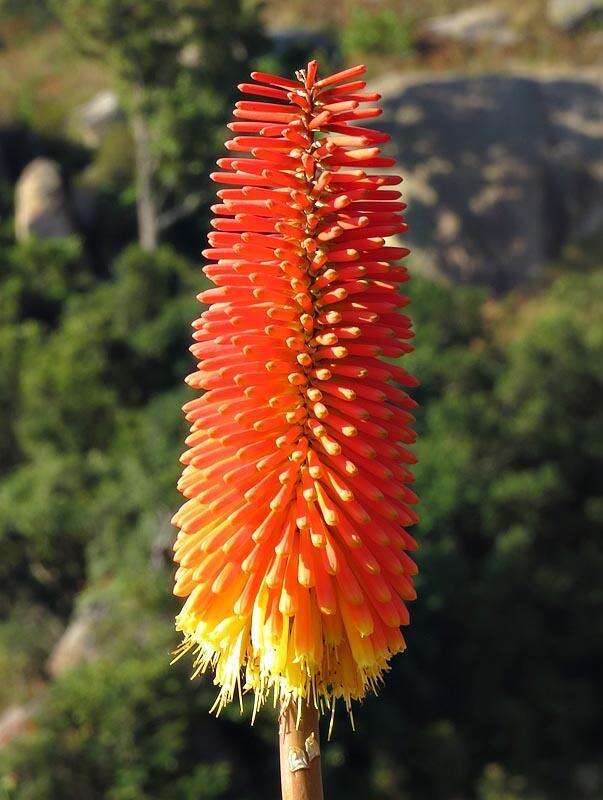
<box><xmin>0</xmin><ymin>224</ymin><xmax>601</xmax><ymax>797</ymax></box>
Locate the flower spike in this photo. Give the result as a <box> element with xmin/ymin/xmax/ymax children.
<box><xmin>173</xmin><ymin>62</ymin><xmax>419</xmax><ymax>718</ymax></box>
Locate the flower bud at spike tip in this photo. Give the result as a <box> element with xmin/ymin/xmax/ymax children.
<box><xmin>173</xmin><ymin>61</ymin><xmax>419</xmax><ymax>720</ymax></box>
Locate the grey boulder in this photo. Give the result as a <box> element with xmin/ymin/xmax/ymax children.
<box><xmin>378</xmin><ymin>71</ymin><xmax>603</xmax><ymax>291</ymax></box>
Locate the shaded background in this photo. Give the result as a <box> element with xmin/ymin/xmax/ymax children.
<box><xmin>0</xmin><ymin>1</ymin><xmax>602</xmax><ymax>798</ymax></box>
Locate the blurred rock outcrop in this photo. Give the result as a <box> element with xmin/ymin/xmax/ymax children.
<box><xmin>547</xmin><ymin>0</ymin><xmax>603</xmax><ymax>30</ymax></box>
<box><xmin>71</xmin><ymin>90</ymin><xmax>122</xmax><ymax>148</ymax></box>
<box><xmin>0</xmin><ymin>702</ymin><xmax>39</xmax><ymax>749</ymax></box>
<box><xmin>14</xmin><ymin>158</ymin><xmax>75</xmax><ymax>241</ymax></box>
<box><xmin>379</xmin><ymin>71</ymin><xmax>603</xmax><ymax>291</ymax></box>
<box><xmin>46</xmin><ymin>606</ymin><xmax>100</xmax><ymax>678</ymax></box>
<box><xmin>421</xmin><ymin>5</ymin><xmax>520</xmax><ymax>46</ymax></box>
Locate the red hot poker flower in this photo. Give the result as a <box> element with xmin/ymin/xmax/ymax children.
<box><xmin>172</xmin><ymin>61</ymin><xmax>420</xmax><ymax>718</ymax></box>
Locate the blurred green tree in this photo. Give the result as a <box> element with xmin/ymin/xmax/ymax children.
<box><xmin>367</xmin><ymin>271</ymin><xmax>603</xmax><ymax>799</ymax></box>
<box><xmin>0</xmin><ymin>241</ymin><xmax>203</xmax><ymax>618</ymax></box>
<box><xmin>51</xmin><ymin>0</ymin><xmax>267</xmax><ymax>251</ymax></box>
